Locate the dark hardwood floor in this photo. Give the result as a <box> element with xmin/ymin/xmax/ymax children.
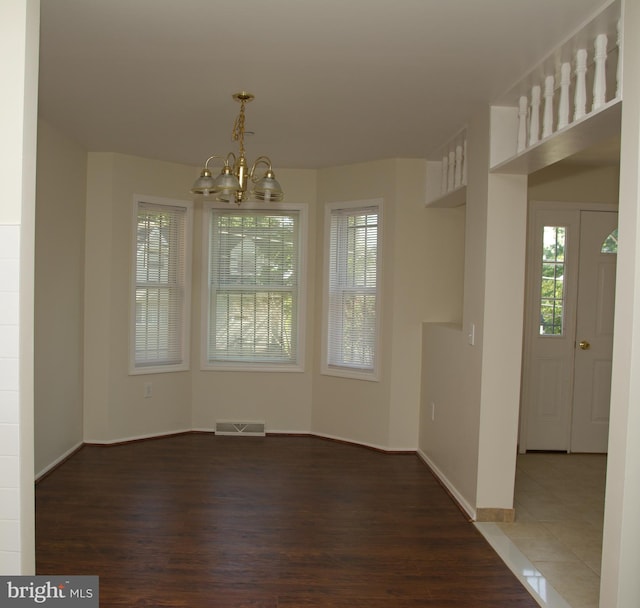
<box><xmin>36</xmin><ymin>434</ymin><xmax>537</xmax><ymax>607</ymax></box>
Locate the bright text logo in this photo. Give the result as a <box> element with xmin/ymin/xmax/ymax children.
<box><xmin>0</xmin><ymin>577</ymin><xmax>98</xmax><ymax>607</ymax></box>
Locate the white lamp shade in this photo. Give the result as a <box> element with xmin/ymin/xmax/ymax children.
<box><xmin>253</xmin><ymin>171</ymin><xmax>284</xmax><ymax>201</ymax></box>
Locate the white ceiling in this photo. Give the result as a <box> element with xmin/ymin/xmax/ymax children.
<box><xmin>38</xmin><ymin>0</ymin><xmax>614</xmax><ymax>171</ymax></box>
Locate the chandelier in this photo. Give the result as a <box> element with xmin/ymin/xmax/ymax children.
<box><xmin>190</xmin><ymin>91</ymin><xmax>284</xmax><ymax>204</ymax></box>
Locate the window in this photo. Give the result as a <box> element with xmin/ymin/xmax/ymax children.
<box><xmin>203</xmin><ymin>203</ymin><xmax>306</xmax><ymax>370</ymax></box>
<box><xmin>323</xmin><ymin>200</ymin><xmax>382</xmax><ymax>380</ymax></box>
<box><xmin>601</xmin><ymin>228</ymin><xmax>618</xmax><ymax>254</ymax></box>
<box><xmin>131</xmin><ymin>197</ymin><xmax>192</xmax><ymax>373</ymax></box>
<box><xmin>539</xmin><ymin>225</ymin><xmax>565</xmax><ymax>336</ymax></box>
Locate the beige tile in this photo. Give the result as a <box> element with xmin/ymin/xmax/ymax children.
<box><xmin>517</xmin><ymin>496</ymin><xmax>577</xmax><ymax>522</ymax></box>
<box><xmin>498</xmin><ymin>521</ymin><xmax>554</xmax><ymax>540</ymax></box>
<box><xmin>542</xmin><ymin>520</ymin><xmax>602</xmax><ymax>548</ymax></box>
<box><xmin>534</xmin><ymin>560</ymin><xmax>600</xmax><ymax>608</ymax></box>
<box><xmin>512</xmin><ymin>536</ymin><xmax>581</xmax><ymax>562</ymax></box>
<box><xmin>512</xmin><ymin>501</ymin><xmax>537</xmax><ymax>523</ymax></box>
<box><xmin>511</xmin><ymin>453</ymin><xmax>605</xmax><ymax>607</ymax></box>
<box><xmin>571</xmin><ymin>541</ymin><xmax>603</xmax><ymax>575</ymax></box>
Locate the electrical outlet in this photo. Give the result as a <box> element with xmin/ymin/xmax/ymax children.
<box><xmin>144</xmin><ymin>382</ymin><xmax>152</xmax><ymax>398</ymax></box>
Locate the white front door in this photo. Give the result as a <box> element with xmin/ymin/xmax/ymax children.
<box><xmin>570</xmin><ymin>210</ymin><xmax>618</xmax><ymax>452</ymax></box>
<box><xmin>520</xmin><ymin>204</ymin><xmax>617</xmax><ymax>453</ymax></box>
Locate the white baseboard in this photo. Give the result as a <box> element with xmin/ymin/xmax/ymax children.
<box><xmin>83</xmin><ymin>428</ymin><xmax>192</xmax><ymax>445</ymax></box>
<box><xmin>416</xmin><ymin>448</ymin><xmax>476</xmax><ymax>520</ymax></box>
<box><xmin>36</xmin><ymin>440</ymin><xmax>84</xmax><ymax>481</ymax></box>
<box><xmin>312</xmin><ymin>431</ymin><xmax>416</xmax><ymax>453</ymax></box>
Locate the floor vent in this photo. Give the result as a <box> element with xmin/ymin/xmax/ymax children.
<box><xmin>215</xmin><ymin>421</ymin><xmax>266</xmax><ymax>437</ymax></box>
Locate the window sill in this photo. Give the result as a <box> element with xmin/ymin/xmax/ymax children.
<box><xmin>321</xmin><ymin>366</ymin><xmax>380</xmax><ymax>382</ymax></box>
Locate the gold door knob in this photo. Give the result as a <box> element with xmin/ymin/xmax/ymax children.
<box><xmin>579</xmin><ymin>340</ymin><xmax>591</xmax><ymax>350</ymax></box>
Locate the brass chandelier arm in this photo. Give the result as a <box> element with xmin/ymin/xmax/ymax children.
<box><xmin>249</xmin><ymin>156</ymin><xmax>274</xmax><ymax>181</ymax></box>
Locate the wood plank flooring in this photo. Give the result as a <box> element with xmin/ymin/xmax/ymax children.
<box><xmin>36</xmin><ymin>434</ymin><xmax>538</xmax><ymax>607</ymax></box>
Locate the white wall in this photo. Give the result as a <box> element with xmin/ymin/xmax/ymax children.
<box><xmin>34</xmin><ymin>120</ymin><xmax>87</xmax><ymax>476</ymax></box>
<box><xmin>600</xmin><ymin>1</ymin><xmax>640</xmax><ymax>604</ymax></box>
<box><xmin>476</xmin><ymin>172</ymin><xmax>527</xmax><ymax>509</ymax></box>
<box><xmin>0</xmin><ymin>0</ymin><xmax>39</xmax><ymax>575</ymax></box>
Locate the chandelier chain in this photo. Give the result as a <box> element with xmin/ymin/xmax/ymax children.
<box><xmin>232</xmin><ymin>99</ymin><xmax>247</xmax><ymax>157</ymax></box>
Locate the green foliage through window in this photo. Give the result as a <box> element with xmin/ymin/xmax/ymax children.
<box><xmin>601</xmin><ymin>228</ymin><xmax>618</xmax><ymax>254</ymax></box>
<box><xmin>539</xmin><ymin>226</ymin><xmax>565</xmax><ymax>336</ymax></box>
<box><xmin>207</xmin><ymin>209</ymin><xmax>300</xmax><ymax>365</ymax></box>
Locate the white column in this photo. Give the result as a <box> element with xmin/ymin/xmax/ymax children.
<box><xmin>593</xmin><ymin>34</ymin><xmax>608</xmax><ymax>111</ymax></box>
<box><xmin>542</xmin><ymin>75</ymin><xmax>555</xmax><ymax>138</ymax></box>
<box><xmin>616</xmin><ymin>19</ymin><xmax>622</xmax><ymax>99</ymax></box>
<box><xmin>462</xmin><ymin>138</ymin><xmax>468</xmax><ymax>185</ymax></box>
<box><xmin>454</xmin><ymin>144</ymin><xmax>463</xmax><ymax>188</ymax></box>
<box><xmin>441</xmin><ymin>154</ymin><xmax>448</xmax><ymax>194</ymax></box>
<box><xmin>448</xmin><ymin>149</ymin><xmax>455</xmax><ymax>192</ymax></box>
<box><xmin>517</xmin><ymin>96</ymin><xmax>528</xmax><ymax>153</ymax></box>
<box><xmin>529</xmin><ymin>86</ymin><xmax>541</xmax><ymax>146</ymax></box>
<box><xmin>558</xmin><ymin>62</ymin><xmax>571</xmax><ymax>129</ymax></box>
<box><xmin>574</xmin><ymin>49</ymin><xmax>588</xmax><ymax>120</ymax></box>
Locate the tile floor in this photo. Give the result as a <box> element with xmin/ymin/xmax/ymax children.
<box><xmin>477</xmin><ymin>452</ymin><xmax>606</xmax><ymax>608</ymax></box>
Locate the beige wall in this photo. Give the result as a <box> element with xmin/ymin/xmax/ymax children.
<box><xmin>313</xmin><ymin>159</ymin><xmax>465</xmax><ymax>449</ymax></box>
<box><xmin>83</xmin><ymin>157</ymin><xmax>318</xmax><ymax>441</ymax></box>
<box><xmin>529</xmin><ymin>163</ymin><xmax>620</xmax><ymax>203</ymax></box>
<box><xmin>77</xmin><ymin>153</ymin><xmax>466</xmax><ymax>450</ymax></box>
<box><xmin>419</xmin><ymin>107</ymin><xmax>492</xmax><ymax>514</ymax></box>
<box><xmin>34</xmin><ymin>120</ymin><xmax>87</xmax><ymax>475</ymax></box>
<box><xmin>84</xmin><ymin>153</ymin><xmax>197</xmax><ymax>442</ymax></box>
<box><xmin>419</xmin><ymin>109</ymin><xmax>618</xmax><ymax>516</ymax></box>
<box><xmin>190</xmin><ymin>168</ymin><xmax>317</xmax><ymax>433</ymax></box>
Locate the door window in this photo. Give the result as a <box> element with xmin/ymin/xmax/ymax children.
<box><xmin>601</xmin><ymin>228</ymin><xmax>618</xmax><ymax>254</ymax></box>
<box><xmin>540</xmin><ymin>226</ymin><xmax>566</xmax><ymax>336</ymax></box>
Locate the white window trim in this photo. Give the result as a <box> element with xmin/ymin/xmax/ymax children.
<box><xmin>321</xmin><ymin>198</ymin><xmax>383</xmax><ymax>381</ymax></box>
<box><xmin>200</xmin><ymin>201</ymin><xmax>307</xmax><ymax>372</ymax></box>
<box><xmin>129</xmin><ymin>195</ymin><xmax>193</xmax><ymax>375</ymax></box>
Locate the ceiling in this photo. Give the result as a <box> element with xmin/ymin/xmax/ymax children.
<box><xmin>38</xmin><ymin>0</ymin><xmax>615</xmax><ymax>171</ymax></box>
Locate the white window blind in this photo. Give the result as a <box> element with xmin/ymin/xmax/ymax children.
<box><xmin>326</xmin><ymin>204</ymin><xmax>380</xmax><ymax>377</ymax></box>
<box><xmin>205</xmin><ymin>207</ymin><xmax>302</xmax><ymax>368</ymax></box>
<box><xmin>133</xmin><ymin>200</ymin><xmax>191</xmax><ymax>371</ymax></box>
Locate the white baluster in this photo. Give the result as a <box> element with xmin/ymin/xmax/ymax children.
<box><xmin>616</xmin><ymin>19</ymin><xmax>622</xmax><ymax>99</ymax></box>
<box><xmin>574</xmin><ymin>49</ymin><xmax>588</xmax><ymax>120</ymax></box>
<box><xmin>447</xmin><ymin>149</ymin><xmax>455</xmax><ymax>192</ymax></box>
<box><xmin>592</xmin><ymin>34</ymin><xmax>608</xmax><ymax>111</ymax></box>
<box><xmin>529</xmin><ymin>86</ymin><xmax>541</xmax><ymax>146</ymax></box>
<box><xmin>517</xmin><ymin>96</ymin><xmax>528</xmax><ymax>153</ymax></box>
<box><xmin>542</xmin><ymin>75</ymin><xmax>555</xmax><ymax>138</ymax></box>
<box><xmin>462</xmin><ymin>138</ymin><xmax>467</xmax><ymax>186</ymax></box>
<box><xmin>558</xmin><ymin>62</ymin><xmax>571</xmax><ymax>129</ymax></box>
<box><xmin>441</xmin><ymin>155</ymin><xmax>448</xmax><ymax>195</ymax></box>
<box><xmin>454</xmin><ymin>144</ymin><xmax>462</xmax><ymax>188</ymax></box>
